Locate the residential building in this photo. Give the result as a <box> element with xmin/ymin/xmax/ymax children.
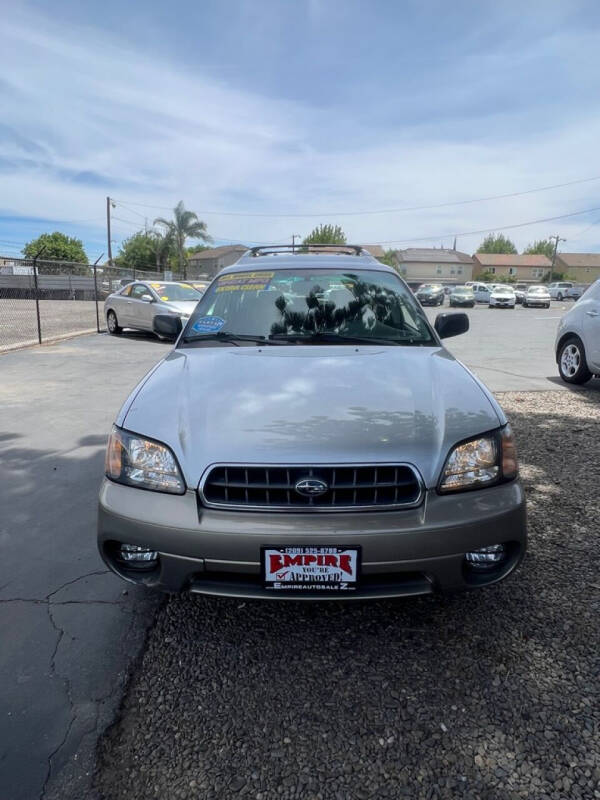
<box><xmin>471</xmin><ymin>253</ymin><xmax>552</xmax><ymax>282</ymax></box>
<box><xmin>554</xmin><ymin>253</ymin><xmax>600</xmax><ymax>284</ymax></box>
<box><xmin>187</xmin><ymin>245</ymin><xmax>248</xmax><ymax>277</ymax></box>
<box><xmin>394</xmin><ymin>248</ymin><xmax>474</xmax><ymax>285</ymax></box>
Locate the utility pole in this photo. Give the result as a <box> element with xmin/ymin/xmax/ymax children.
<box><xmin>106</xmin><ymin>196</ymin><xmax>114</xmax><ymax>266</ymax></box>
<box><xmin>549</xmin><ymin>234</ymin><xmax>566</xmax><ymax>278</ymax></box>
<box><xmin>292</xmin><ymin>234</ymin><xmax>301</xmax><ymax>253</ymax></box>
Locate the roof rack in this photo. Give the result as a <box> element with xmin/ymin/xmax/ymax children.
<box><xmin>249</xmin><ymin>244</ymin><xmax>365</xmax><ymax>257</ymax></box>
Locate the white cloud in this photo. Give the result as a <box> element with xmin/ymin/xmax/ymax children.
<box><xmin>2</xmin><ymin>3</ymin><xmax>600</xmax><ymax>255</ymax></box>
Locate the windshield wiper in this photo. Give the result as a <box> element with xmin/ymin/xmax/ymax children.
<box><xmin>268</xmin><ymin>331</ymin><xmax>416</xmax><ymax>346</ymax></box>
<box><xmin>182</xmin><ymin>331</ymin><xmax>268</xmax><ymax>345</ymax></box>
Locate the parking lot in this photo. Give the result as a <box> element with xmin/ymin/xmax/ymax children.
<box><xmin>1</xmin><ymin>307</ymin><xmax>599</xmax><ymax>799</ymax></box>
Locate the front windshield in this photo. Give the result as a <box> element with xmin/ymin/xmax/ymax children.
<box><xmin>529</xmin><ymin>287</ymin><xmax>547</xmax><ymax>294</ymax></box>
<box><xmin>453</xmin><ymin>287</ymin><xmax>473</xmax><ymax>295</ymax></box>
<box><xmin>418</xmin><ymin>284</ymin><xmax>440</xmax><ymax>292</ymax></box>
<box><xmin>150</xmin><ymin>283</ymin><xmax>201</xmax><ymax>301</ymax></box>
<box><xmin>182</xmin><ymin>268</ymin><xmax>435</xmax><ymax>345</ymax></box>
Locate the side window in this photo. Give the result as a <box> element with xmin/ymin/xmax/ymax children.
<box><xmin>131</xmin><ymin>284</ymin><xmax>150</xmax><ymax>299</ymax></box>
<box><xmin>121</xmin><ymin>285</ymin><xmax>132</xmax><ymax>296</ymax></box>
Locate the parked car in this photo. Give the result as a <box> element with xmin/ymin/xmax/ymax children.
<box><xmin>470</xmin><ymin>282</ymin><xmax>492</xmax><ymax>303</ymax></box>
<box><xmin>514</xmin><ymin>283</ymin><xmax>527</xmax><ymax>304</ymax></box>
<box><xmin>104</xmin><ymin>280</ymin><xmax>202</xmax><ymax>336</ymax></box>
<box><xmin>98</xmin><ymin>245</ymin><xmax>526</xmax><ymax>600</ymax></box>
<box><xmin>449</xmin><ymin>285</ymin><xmax>475</xmax><ymax>307</ymax></box>
<box><xmin>522</xmin><ymin>285</ymin><xmax>550</xmax><ymax>308</ymax></box>
<box><xmin>548</xmin><ymin>281</ymin><xmax>574</xmax><ymax>301</ymax></box>
<box><xmin>416</xmin><ymin>283</ymin><xmax>445</xmax><ymax>306</ymax></box>
<box><xmin>566</xmin><ymin>285</ymin><xmax>586</xmax><ymax>301</ymax></box>
<box><xmin>489</xmin><ymin>285</ymin><xmax>516</xmax><ymax>308</ymax></box>
<box><xmin>191</xmin><ymin>281</ymin><xmax>210</xmax><ymax>295</ymax></box>
<box><xmin>555</xmin><ymin>279</ymin><xmax>600</xmax><ymax>383</ymax></box>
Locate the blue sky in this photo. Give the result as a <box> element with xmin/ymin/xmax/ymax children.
<box><xmin>3</xmin><ymin>0</ymin><xmax>600</xmax><ymax>262</ymax></box>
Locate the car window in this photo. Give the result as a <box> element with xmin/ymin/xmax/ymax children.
<box><xmin>130</xmin><ymin>283</ymin><xmax>151</xmax><ymax>299</ymax></box>
<box><xmin>120</xmin><ymin>285</ymin><xmax>132</xmax><ymax>297</ymax></box>
<box><xmin>183</xmin><ymin>268</ymin><xmax>436</xmax><ymax>345</ymax></box>
<box><xmin>147</xmin><ymin>283</ymin><xmax>201</xmax><ymax>301</ymax></box>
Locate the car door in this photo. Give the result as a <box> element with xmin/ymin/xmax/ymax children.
<box><xmin>474</xmin><ymin>284</ymin><xmax>490</xmax><ymax>303</ymax></box>
<box><xmin>582</xmin><ymin>282</ymin><xmax>600</xmax><ymax>368</ymax></box>
<box><xmin>128</xmin><ymin>283</ymin><xmax>155</xmax><ymax>330</ymax></box>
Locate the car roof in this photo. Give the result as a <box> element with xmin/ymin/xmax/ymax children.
<box><xmin>219</xmin><ymin>247</ymin><xmax>396</xmax><ymax>276</ymax></box>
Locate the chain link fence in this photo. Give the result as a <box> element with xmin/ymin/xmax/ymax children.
<box><xmin>0</xmin><ymin>257</ymin><xmax>166</xmax><ymax>352</ymax></box>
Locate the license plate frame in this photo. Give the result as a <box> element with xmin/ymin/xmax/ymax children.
<box><xmin>261</xmin><ymin>545</ymin><xmax>361</xmax><ymax>593</ymax></box>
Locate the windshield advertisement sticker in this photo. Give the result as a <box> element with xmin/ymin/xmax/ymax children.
<box><xmin>191</xmin><ymin>316</ymin><xmax>226</xmax><ymax>333</ymax></box>
<box><xmin>216</xmin><ymin>272</ymin><xmax>274</xmax><ymax>293</ymax></box>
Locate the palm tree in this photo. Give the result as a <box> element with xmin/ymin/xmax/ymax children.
<box><xmin>154</xmin><ymin>201</ymin><xmax>212</xmax><ymax>279</ymax></box>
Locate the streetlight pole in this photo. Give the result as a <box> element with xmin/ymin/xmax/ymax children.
<box><xmin>106</xmin><ymin>196</ymin><xmax>115</xmax><ymax>266</ymax></box>
<box><xmin>291</xmin><ymin>234</ymin><xmax>301</xmax><ymax>253</ymax></box>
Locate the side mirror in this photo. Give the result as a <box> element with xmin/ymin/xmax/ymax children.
<box><xmin>153</xmin><ymin>314</ymin><xmax>182</xmax><ymax>339</ymax></box>
<box><xmin>140</xmin><ymin>293</ymin><xmax>154</xmax><ymax>302</ymax></box>
<box><xmin>435</xmin><ymin>312</ymin><xmax>469</xmax><ymax>339</ymax></box>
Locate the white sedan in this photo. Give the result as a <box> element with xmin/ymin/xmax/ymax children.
<box><xmin>555</xmin><ymin>279</ymin><xmax>600</xmax><ymax>383</ymax></box>
<box><xmin>104</xmin><ymin>280</ymin><xmax>202</xmax><ymax>337</ymax></box>
<box><xmin>489</xmin><ymin>286</ymin><xmax>516</xmax><ymax>308</ymax></box>
<box><xmin>523</xmin><ymin>285</ymin><xmax>551</xmax><ymax>308</ymax></box>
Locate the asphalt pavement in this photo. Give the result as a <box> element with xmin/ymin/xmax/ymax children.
<box><xmin>423</xmin><ymin>300</ymin><xmax>575</xmax><ymax>391</ymax></box>
<box><xmin>0</xmin><ymin>332</ymin><xmax>169</xmax><ymax>800</ymax></box>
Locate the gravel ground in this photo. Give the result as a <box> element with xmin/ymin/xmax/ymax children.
<box><xmin>95</xmin><ymin>390</ymin><xmax>600</xmax><ymax>800</ymax></box>
<box><xmin>0</xmin><ymin>299</ymin><xmax>98</xmax><ymax>349</ymax></box>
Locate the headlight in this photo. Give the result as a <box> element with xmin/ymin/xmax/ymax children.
<box><xmin>439</xmin><ymin>425</ymin><xmax>518</xmax><ymax>493</ymax></box>
<box><xmin>105</xmin><ymin>427</ymin><xmax>185</xmax><ymax>494</ymax></box>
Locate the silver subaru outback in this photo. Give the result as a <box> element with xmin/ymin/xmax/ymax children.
<box><xmin>98</xmin><ymin>245</ymin><xmax>526</xmax><ymax>600</ymax></box>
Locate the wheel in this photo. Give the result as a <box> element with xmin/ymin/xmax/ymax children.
<box><xmin>545</xmin><ymin>304</ymin><xmax>550</xmax><ymax>309</ymax></box>
<box><xmin>522</xmin><ymin>302</ymin><xmax>527</xmax><ymax>308</ymax></box>
<box><xmin>558</xmin><ymin>336</ymin><xmax>592</xmax><ymax>384</ymax></box>
<box><xmin>106</xmin><ymin>310</ymin><xmax>122</xmax><ymax>335</ymax></box>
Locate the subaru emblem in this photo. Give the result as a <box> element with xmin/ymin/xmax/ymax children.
<box><xmin>295</xmin><ymin>478</ymin><xmax>329</xmax><ymax>497</ymax></box>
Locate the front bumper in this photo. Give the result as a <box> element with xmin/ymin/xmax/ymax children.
<box><xmin>490</xmin><ymin>299</ymin><xmax>515</xmax><ymax>307</ymax></box>
<box><xmin>98</xmin><ymin>479</ymin><xmax>527</xmax><ymax>600</ymax></box>
<box><xmin>418</xmin><ymin>297</ymin><xmax>443</xmax><ymax>306</ymax></box>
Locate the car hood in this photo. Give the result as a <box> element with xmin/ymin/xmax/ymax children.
<box><xmin>121</xmin><ymin>346</ymin><xmax>504</xmax><ymax>489</ymax></box>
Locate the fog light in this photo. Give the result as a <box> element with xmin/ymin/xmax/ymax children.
<box><xmin>465</xmin><ymin>544</ymin><xmax>506</xmax><ymax>569</ymax></box>
<box><xmin>118</xmin><ymin>543</ymin><xmax>158</xmax><ymax>567</ymax></box>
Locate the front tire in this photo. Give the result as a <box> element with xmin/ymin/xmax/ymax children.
<box><xmin>558</xmin><ymin>336</ymin><xmax>592</xmax><ymax>384</ymax></box>
<box><xmin>106</xmin><ymin>310</ymin><xmax>122</xmax><ymax>335</ymax></box>
<box><xmin>557</xmin><ymin>292</ymin><xmax>563</xmax><ymax>301</ymax></box>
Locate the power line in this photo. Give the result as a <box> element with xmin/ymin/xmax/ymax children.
<box><xmin>366</xmin><ymin>204</ymin><xmax>600</xmax><ymax>247</ymax></box>
<box><xmin>112</xmin><ymin>174</ymin><xmax>600</xmax><ymax>218</ymax></box>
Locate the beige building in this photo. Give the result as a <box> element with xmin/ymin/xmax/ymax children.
<box><xmin>472</xmin><ymin>253</ymin><xmax>552</xmax><ymax>282</ymax></box>
<box><xmin>554</xmin><ymin>253</ymin><xmax>600</xmax><ymax>284</ymax></box>
<box><xmin>187</xmin><ymin>245</ymin><xmax>248</xmax><ymax>278</ymax></box>
<box><xmin>394</xmin><ymin>248</ymin><xmax>474</xmax><ymax>284</ymax></box>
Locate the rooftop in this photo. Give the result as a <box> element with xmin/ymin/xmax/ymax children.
<box><xmin>555</xmin><ymin>252</ymin><xmax>600</xmax><ymax>267</ymax></box>
<box><xmin>397</xmin><ymin>248</ymin><xmax>474</xmax><ymax>264</ymax></box>
<box><xmin>473</xmin><ymin>253</ymin><xmax>552</xmax><ymax>266</ymax></box>
<box><xmin>188</xmin><ymin>244</ymin><xmax>248</xmax><ymax>261</ymax></box>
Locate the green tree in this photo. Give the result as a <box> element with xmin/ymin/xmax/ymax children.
<box><xmin>116</xmin><ymin>230</ymin><xmax>174</xmax><ymax>273</ymax></box>
<box><xmin>302</xmin><ymin>224</ymin><xmax>347</xmax><ymax>246</ymax></box>
<box><xmin>186</xmin><ymin>243</ymin><xmax>210</xmax><ymax>257</ymax></box>
<box><xmin>476</xmin><ymin>234</ymin><xmax>517</xmax><ymax>254</ymax></box>
<box><xmin>23</xmin><ymin>231</ymin><xmax>88</xmax><ymax>263</ymax></box>
<box><xmin>154</xmin><ymin>201</ymin><xmax>212</xmax><ymax>279</ymax></box>
<box><xmin>377</xmin><ymin>249</ymin><xmax>399</xmax><ymax>269</ymax></box>
<box><xmin>523</xmin><ymin>239</ymin><xmax>555</xmax><ymax>259</ymax></box>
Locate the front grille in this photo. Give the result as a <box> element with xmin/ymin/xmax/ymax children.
<box><xmin>199</xmin><ymin>464</ymin><xmax>422</xmax><ymax>511</ymax></box>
